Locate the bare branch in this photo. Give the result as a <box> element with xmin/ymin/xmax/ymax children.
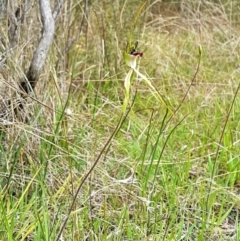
<box><xmin>0</xmin><ymin>0</ymin><xmax>7</xmax><ymax>19</ymax></box>
<box><xmin>53</xmin><ymin>0</ymin><xmax>64</xmax><ymax>20</ymax></box>
<box><xmin>21</xmin><ymin>0</ymin><xmax>55</xmax><ymax>93</ymax></box>
<box><xmin>8</xmin><ymin>5</ymin><xmax>24</xmax><ymax>47</ymax></box>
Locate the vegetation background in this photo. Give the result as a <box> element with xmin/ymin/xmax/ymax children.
<box><xmin>0</xmin><ymin>0</ymin><xmax>240</xmax><ymax>240</ymax></box>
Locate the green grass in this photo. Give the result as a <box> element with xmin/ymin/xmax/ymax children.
<box><xmin>1</xmin><ymin>0</ymin><xmax>240</xmax><ymax>240</ymax></box>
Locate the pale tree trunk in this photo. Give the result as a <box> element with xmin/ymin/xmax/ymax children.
<box><xmin>0</xmin><ymin>0</ymin><xmax>89</xmax><ymax>124</ymax></box>
<box><xmin>0</xmin><ymin>0</ymin><xmax>62</xmax><ymax>122</ymax></box>
<box><xmin>20</xmin><ymin>0</ymin><xmax>55</xmax><ymax>93</ymax></box>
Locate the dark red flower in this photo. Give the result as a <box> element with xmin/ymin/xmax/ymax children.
<box><xmin>130</xmin><ymin>51</ymin><xmax>143</xmax><ymax>57</ymax></box>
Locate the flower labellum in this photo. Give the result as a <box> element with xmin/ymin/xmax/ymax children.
<box><xmin>130</xmin><ymin>41</ymin><xmax>143</xmax><ymax>57</ymax></box>
<box><xmin>130</xmin><ymin>50</ymin><xmax>143</xmax><ymax>57</ymax></box>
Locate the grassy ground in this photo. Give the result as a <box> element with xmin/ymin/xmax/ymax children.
<box><xmin>0</xmin><ymin>1</ymin><xmax>240</xmax><ymax>240</ymax></box>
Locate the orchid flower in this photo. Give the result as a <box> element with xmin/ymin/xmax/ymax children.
<box><xmin>122</xmin><ymin>41</ymin><xmax>172</xmax><ymax>114</ymax></box>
